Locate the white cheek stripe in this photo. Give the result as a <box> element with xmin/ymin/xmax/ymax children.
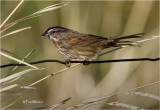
<box><xmin>48</xmin><ymin>36</ymin><xmax>59</xmax><ymax>41</ymax></box>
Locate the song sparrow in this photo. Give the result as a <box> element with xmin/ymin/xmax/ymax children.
<box><xmin>42</xmin><ymin>26</ymin><xmax>144</xmax><ymax>66</ymax></box>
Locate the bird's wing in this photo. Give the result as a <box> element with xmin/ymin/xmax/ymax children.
<box><xmin>61</xmin><ymin>32</ymin><xmax>108</xmax><ymax>47</ymax></box>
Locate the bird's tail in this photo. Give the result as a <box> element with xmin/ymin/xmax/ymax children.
<box><xmin>107</xmin><ymin>33</ymin><xmax>144</xmax><ymax>47</ymax></box>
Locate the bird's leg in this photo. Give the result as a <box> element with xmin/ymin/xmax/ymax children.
<box><xmin>83</xmin><ymin>60</ymin><xmax>89</xmax><ymax>65</ymax></box>
<box><xmin>71</xmin><ymin>59</ymin><xmax>89</xmax><ymax>65</ymax></box>
<box><xmin>65</xmin><ymin>59</ymin><xmax>89</xmax><ymax>67</ymax></box>
<box><xmin>65</xmin><ymin>59</ymin><xmax>71</xmax><ymax>67</ymax></box>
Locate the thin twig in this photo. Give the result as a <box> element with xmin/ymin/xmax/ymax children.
<box><xmin>28</xmin><ymin>63</ymin><xmax>80</xmax><ymax>87</ymax></box>
<box><xmin>0</xmin><ymin>58</ymin><xmax>159</xmax><ymax>68</ymax></box>
<box><xmin>6</xmin><ymin>49</ymin><xmax>35</xmax><ymax>77</ymax></box>
<box><xmin>0</xmin><ymin>48</ymin><xmax>18</xmax><ymax>56</ymax></box>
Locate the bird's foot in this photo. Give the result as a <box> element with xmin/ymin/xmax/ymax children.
<box><xmin>65</xmin><ymin>59</ymin><xmax>89</xmax><ymax>67</ymax></box>
<box><xmin>65</xmin><ymin>59</ymin><xmax>71</xmax><ymax>67</ymax></box>
<box><xmin>83</xmin><ymin>60</ymin><xmax>89</xmax><ymax>65</ymax></box>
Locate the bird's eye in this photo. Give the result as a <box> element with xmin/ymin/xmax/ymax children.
<box><xmin>51</xmin><ymin>31</ymin><xmax>56</xmax><ymax>34</ymax></box>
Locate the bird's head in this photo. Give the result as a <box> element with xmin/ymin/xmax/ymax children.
<box><xmin>42</xmin><ymin>26</ymin><xmax>69</xmax><ymax>41</ymax></box>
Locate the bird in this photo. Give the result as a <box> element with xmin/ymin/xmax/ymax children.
<box><xmin>42</xmin><ymin>26</ymin><xmax>144</xmax><ymax>67</ymax></box>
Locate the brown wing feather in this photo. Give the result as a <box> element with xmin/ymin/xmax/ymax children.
<box><xmin>109</xmin><ymin>33</ymin><xmax>144</xmax><ymax>40</ymax></box>
<box><xmin>61</xmin><ymin>31</ymin><xmax>107</xmax><ymax>47</ymax></box>
<box><xmin>103</xmin><ymin>33</ymin><xmax>144</xmax><ymax>48</ymax></box>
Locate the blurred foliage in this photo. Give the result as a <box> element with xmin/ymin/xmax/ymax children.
<box><xmin>1</xmin><ymin>1</ymin><xmax>159</xmax><ymax>109</ymax></box>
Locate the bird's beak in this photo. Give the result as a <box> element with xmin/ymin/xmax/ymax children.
<box><xmin>41</xmin><ymin>32</ymin><xmax>47</xmax><ymax>36</ymax></box>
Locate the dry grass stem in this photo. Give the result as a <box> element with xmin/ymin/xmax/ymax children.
<box><xmin>0</xmin><ymin>68</ymin><xmax>44</xmax><ymax>84</ymax></box>
<box><xmin>6</xmin><ymin>49</ymin><xmax>35</xmax><ymax>77</ymax></box>
<box><xmin>49</xmin><ymin>97</ymin><xmax>71</xmax><ymax>110</ymax></box>
<box><xmin>85</xmin><ymin>102</ymin><xmax>144</xmax><ymax>110</ymax></box>
<box><xmin>64</xmin><ymin>81</ymin><xmax>159</xmax><ymax>110</ymax></box>
<box><xmin>107</xmin><ymin>102</ymin><xmax>145</xmax><ymax>110</ymax></box>
<box><xmin>28</xmin><ymin>63</ymin><xmax>80</xmax><ymax>87</ymax></box>
<box><xmin>2</xmin><ymin>96</ymin><xmax>22</xmax><ymax>109</ymax></box>
<box><xmin>64</xmin><ymin>95</ymin><xmax>114</xmax><ymax>110</ymax></box>
<box><xmin>0</xmin><ymin>2</ymin><xmax>69</xmax><ymax>32</ymax></box>
<box><xmin>127</xmin><ymin>92</ymin><xmax>160</xmax><ymax>101</ymax></box>
<box><xmin>0</xmin><ymin>48</ymin><xmax>17</xmax><ymax>56</ymax></box>
<box><xmin>85</xmin><ymin>81</ymin><xmax>160</xmax><ymax>101</ymax></box>
<box><xmin>0</xmin><ymin>0</ymin><xmax>24</xmax><ymax>29</ymax></box>
<box><xmin>2</xmin><ymin>76</ymin><xmax>21</xmax><ymax>84</ymax></box>
<box><xmin>0</xmin><ymin>27</ymin><xmax>31</xmax><ymax>38</ymax></box>
<box><xmin>1</xmin><ymin>84</ymin><xmax>36</xmax><ymax>93</ymax></box>
<box><xmin>20</xmin><ymin>86</ymin><xmax>37</xmax><ymax>90</ymax></box>
<box><xmin>33</xmin><ymin>97</ymin><xmax>71</xmax><ymax>110</ymax></box>
<box><xmin>33</xmin><ymin>2</ymin><xmax>69</xmax><ymax>15</ymax></box>
<box><xmin>0</xmin><ymin>84</ymin><xmax>18</xmax><ymax>92</ymax></box>
<box><xmin>116</xmin><ymin>81</ymin><xmax>160</xmax><ymax>96</ymax></box>
<box><xmin>0</xmin><ymin>51</ymin><xmax>38</xmax><ymax>69</ymax></box>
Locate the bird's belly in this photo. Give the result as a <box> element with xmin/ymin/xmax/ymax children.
<box><xmin>57</xmin><ymin>45</ymin><xmax>100</xmax><ymax>60</ymax></box>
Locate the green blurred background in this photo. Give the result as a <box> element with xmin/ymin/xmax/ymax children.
<box><xmin>1</xmin><ymin>1</ymin><xmax>159</xmax><ymax>109</ymax></box>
